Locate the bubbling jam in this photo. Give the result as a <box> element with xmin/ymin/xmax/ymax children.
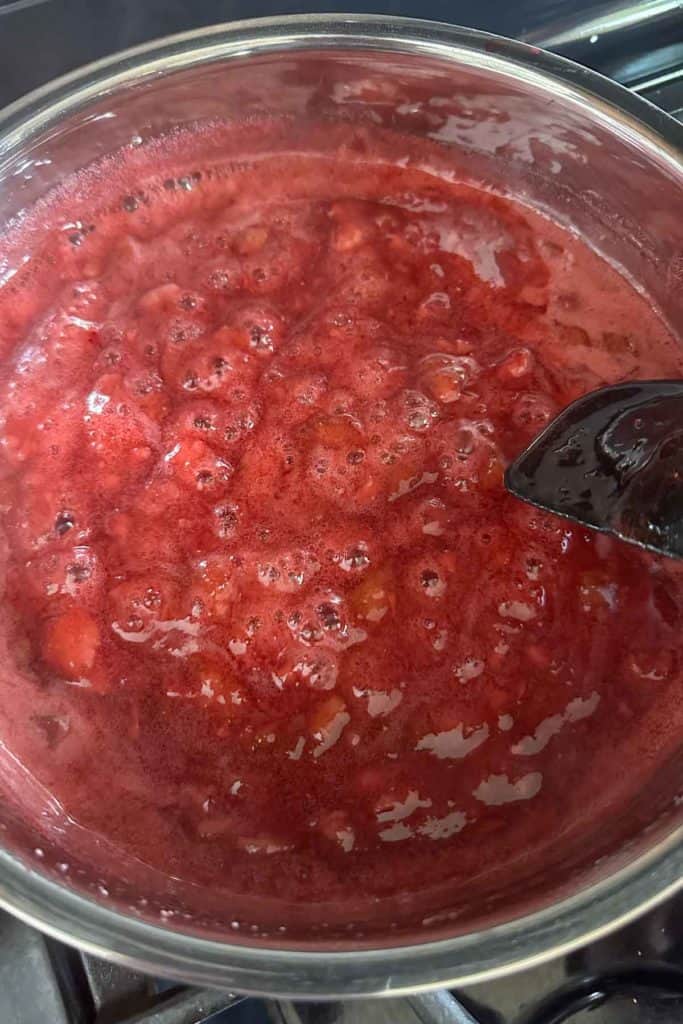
<box><xmin>0</xmin><ymin>118</ymin><xmax>680</xmax><ymax>930</ymax></box>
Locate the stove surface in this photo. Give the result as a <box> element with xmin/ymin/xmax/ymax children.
<box><xmin>0</xmin><ymin>3</ymin><xmax>681</xmax><ymax>1023</ymax></box>
<box><xmin>0</xmin><ymin>0</ymin><xmax>636</xmax><ymax>109</ymax></box>
<box><xmin>0</xmin><ymin>0</ymin><xmax>682</xmax><ymax>111</ymax></box>
<box><xmin>2</xmin><ymin>894</ymin><xmax>683</xmax><ymax>1023</ymax></box>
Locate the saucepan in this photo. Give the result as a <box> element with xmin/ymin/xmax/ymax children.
<box><xmin>0</xmin><ymin>13</ymin><xmax>680</xmax><ymax>999</ymax></box>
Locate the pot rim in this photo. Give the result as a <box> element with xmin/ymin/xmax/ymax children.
<box><xmin>0</xmin><ymin>12</ymin><xmax>681</xmax><ymax>997</ymax></box>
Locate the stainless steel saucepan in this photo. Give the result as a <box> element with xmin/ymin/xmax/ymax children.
<box><xmin>0</xmin><ymin>13</ymin><xmax>680</xmax><ymax>998</ymax></box>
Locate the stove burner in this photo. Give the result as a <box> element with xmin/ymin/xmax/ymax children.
<box><xmin>515</xmin><ymin>963</ymin><xmax>683</xmax><ymax>1024</ymax></box>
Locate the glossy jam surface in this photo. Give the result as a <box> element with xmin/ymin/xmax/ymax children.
<box><xmin>0</xmin><ymin>120</ymin><xmax>681</xmax><ymax>932</ymax></box>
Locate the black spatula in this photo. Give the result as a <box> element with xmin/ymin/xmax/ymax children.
<box><xmin>505</xmin><ymin>380</ymin><xmax>683</xmax><ymax>559</ymax></box>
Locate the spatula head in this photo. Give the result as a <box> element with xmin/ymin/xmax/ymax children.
<box><xmin>505</xmin><ymin>380</ymin><xmax>683</xmax><ymax>559</ymax></box>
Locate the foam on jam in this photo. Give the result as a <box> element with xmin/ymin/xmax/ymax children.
<box><xmin>0</xmin><ymin>118</ymin><xmax>681</xmax><ymax>932</ymax></box>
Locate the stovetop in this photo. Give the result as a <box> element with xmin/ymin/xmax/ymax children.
<box><xmin>0</xmin><ymin>3</ymin><xmax>682</xmax><ymax>1023</ymax></box>
<box><xmin>0</xmin><ymin>0</ymin><xmax>682</xmax><ymax>115</ymax></box>
<box><xmin>2</xmin><ymin>893</ymin><xmax>683</xmax><ymax>1024</ymax></box>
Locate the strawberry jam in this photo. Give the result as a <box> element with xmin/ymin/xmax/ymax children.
<box><xmin>0</xmin><ymin>118</ymin><xmax>681</xmax><ymax>933</ymax></box>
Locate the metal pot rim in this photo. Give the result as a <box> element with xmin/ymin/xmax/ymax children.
<box><xmin>0</xmin><ymin>13</ymin><xmax>681</xmax><ymax>996</ymax></box>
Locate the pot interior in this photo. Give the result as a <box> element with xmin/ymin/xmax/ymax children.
<box><xmin>0</xmin><ymin>37</ymin><xmax>681</xmax><ymax>950</ymax></box>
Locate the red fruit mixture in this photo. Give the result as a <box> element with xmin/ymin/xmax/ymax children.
<box><xmin>0</xmin><ymin>119</ymin><xmax>681</xmax><ymax>928</ymax></box>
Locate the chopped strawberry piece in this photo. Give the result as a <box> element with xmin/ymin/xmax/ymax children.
<box><xmin>42</xmin><ymin>607</ymin><xmax>100</xmax><ymax>679</ymax></box>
